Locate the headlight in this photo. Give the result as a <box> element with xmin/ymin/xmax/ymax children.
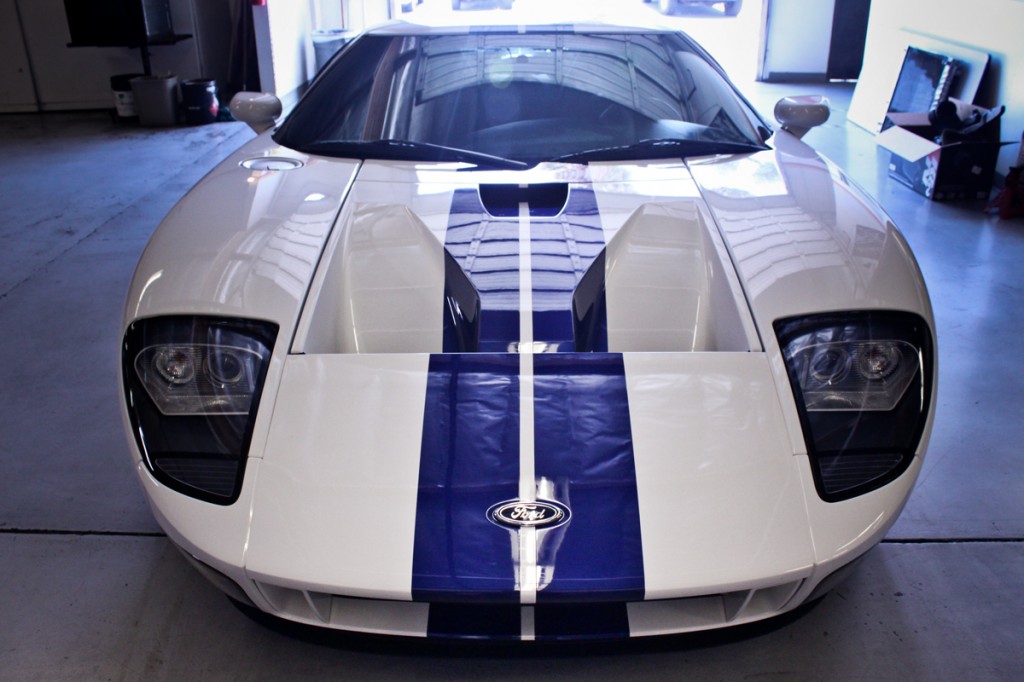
<box><xmin>775</xmin><ymin>311</ymin><xmax>934</xmax><ymax>502</ymax></box>
<box><xmin>135</xmin><ymin>344</ymin><xmax>265</xmax><ymax>415</ymax></box>
<box><xmin>122</xmin><ymin>316</ymin><xmax>278</xmax><ymax>504</ymax></box>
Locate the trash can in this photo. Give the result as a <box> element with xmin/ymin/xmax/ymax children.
<box><xmin>131</xmin><ymin>75</ymin><xmax>179</xmax><ymax>126</ymax></box>
<box><xmin>312</xmin><ymin>30</ymin><xmax>354</xmax><ymax>73</ymax></box>
<box><xmin>110</xmin><ymin>73</ymin><xmax>144</xmax><ymax>122</ymax></box>
<box><xmin>181</xmin><ymin>79</ymin><xmax>219</xmax><ymax>125</ymax></box>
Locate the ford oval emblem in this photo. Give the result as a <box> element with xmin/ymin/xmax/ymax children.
<box><xmin>488</xmin><ymin>499</ymin><xmax>570</xmax><ymax>529</ymax></box>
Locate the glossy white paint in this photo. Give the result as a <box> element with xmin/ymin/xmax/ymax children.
<box><xmin>588</xmin><ymin>162</ymin><xmax>763</xmax><ymax>352</ymax></box>
<box><xmin>626</xmin><ymin>579</ymin><xmax>805</xmax><ymax>636</ymax></box>
<box><xmin>245</xmin><ymin>354</ymin><xmax>430</xmax><ymax>600</ymax></box>
<box><xmin>135</xmin><ymin>459</ymin><xmax>259</xmax><ymax>586</ymax></box>
<box><xmin>229</xmin><ymin>92</ymin><xmax>283</xmax><ymax>134</ymax></box>
<box><xmin>123</xmin><ymin>134</ymin><xmax>360</xmax><ymax>330</ymax></box>
<box><xmin>604</xmin><ymin>203</ymin><xmax>754</xmax><ymax>352</ymax></box>
<box><xmin>625</xmin><ymin>352</ymin><xmax>815</xmax><ymax>600</ymax></box>
<box><xmin>803</xmin><ymin>449</ymin><xmax>925</xmax><ymax>567</ymax></box>
<box><xmin>687</xmin><ymin>132</ymin><xmax>934</xmax><ymax>325</ymax></box>
<box><xmin>299</xmin><ymin>200</ymin><xmax>447</xmax><ymax>354</ymax></box>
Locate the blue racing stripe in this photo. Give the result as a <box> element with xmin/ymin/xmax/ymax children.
<box><xmin>530</xmin><ymin>187</ymin><xmax>606</xmax><ymax>351</ymax></box>
<box><xmin>532</xmin><ymin>353</ymin><xmax>645</xmax><ymax>602</ymax></box>
<box><xmin>412</xmin><ymin>354</ymin><xmax>521</xmax><ymax>601</ymax></box>
<box><xmin>444</xmin><ymin>186</ymin><xmax>608</xmax><ymax>353</ymax></box>
<box><xmin>419</xmin><ymin>184</ymin><xmax>640</xmax><ymax>630</ymax></box>
<box><xmin>426</xmin><ymin>603</ymin><xmax>632</xmax><ymax>640</ymax></box>
<box><xmin>444</xmin><ymin>188</ymin><xmax>520</xmax><ymax>352</ymax></box>
<box><xmin>427</xmin><ymin>603</ymin><xmax>521</xmax><ymax>639</ymax></box>
<box><xmin>535</xmin><ymin>602</ymin><xmax>631</xmax><ymax>639</ymax></box>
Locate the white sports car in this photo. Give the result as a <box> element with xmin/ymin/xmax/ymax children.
<box><xmin>121</xmin><ymin>22</ymin><xmax>935</xmax><ymax>640</ymax></box>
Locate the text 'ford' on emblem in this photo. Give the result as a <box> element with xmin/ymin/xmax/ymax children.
<box><xmin>488</xmin><ymin>499</ymin><xmax>570</xmax><ymax>529</ymax></box>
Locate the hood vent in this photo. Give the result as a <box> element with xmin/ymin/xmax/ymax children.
<box><xmin>479</xmin><ymin>183</ymin><xmax>569</xmax><ymax>217</ymax></box>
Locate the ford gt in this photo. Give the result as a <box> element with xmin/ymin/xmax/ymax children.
<box><xmin>120</xmin><ymin>21</ymin><xmax>936</xmax><ymax>640</ymax></box>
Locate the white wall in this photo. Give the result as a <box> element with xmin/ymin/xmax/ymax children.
<box><xmin>760</xmin><ymin>0</ymin><xmax>836</xmax><ymax>81</ymax></box>
<box><xmin>253</xmin><ymin>0</ymin><xmax>316</xmax><ymax>105</ymax></box>
<box><xmin>316</xmin><ymin>0</ymin><xmax>344</xmax><ymax>29</ymax></box>
<box><xmin>344</xmin><ymin>0</ymin><xmax>394</xmax><ymax>33</ymax></box>
<box><xmin>863</xmin><ymin>0</ymin><xmax>1024</xmax><ymax>174</ymax></box>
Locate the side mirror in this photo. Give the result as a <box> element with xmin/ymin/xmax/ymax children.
<box><xmin>774</xmin><ymin>95</ymin><xmax>830</xmax><ymax>139</ymax></box>
<box><xmin>230</xmin><ymin>92</ymin><xmax>283</xmax><ymax>134</ymax></box>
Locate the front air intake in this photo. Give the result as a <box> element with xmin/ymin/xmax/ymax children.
<box><xmin>479</xmin><ymin>183</ymin><xmax>569</xmax><ymax>217</ymax></box>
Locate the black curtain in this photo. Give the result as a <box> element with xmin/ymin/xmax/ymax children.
<box><xmin>225</xmin><ymin>0</ymin><xmax>261</xmax><ymax>99</ymax></box>
<box><xmin>827</xmin><ymin>0</ymin><xmax>871</xmax><ymax>80</ymax></box>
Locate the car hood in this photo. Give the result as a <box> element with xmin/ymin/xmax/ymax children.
<box><xmin>124</xmin><ymin>132</ymin><xmax>932</xmax><ymax>348</ymax></box>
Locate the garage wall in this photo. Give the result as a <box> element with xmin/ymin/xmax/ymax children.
<box><xmin>0</xmin><ymin>0</ymin><xmax>38</xmax><ymax>111</ymax></box>
<box><xmin>0</xmin><ymin>0</ymin><xmax>399</xmax><ymax>113</ymax></box>
<box><xmin>0</xmin><ymin>0</ymin><xmax>236</xmax><ymax>113</ymax></box>
<box><xmin>863</xmin><ymin>0</ymin><xmax>1024</xmax><ymax>174</ymax></box>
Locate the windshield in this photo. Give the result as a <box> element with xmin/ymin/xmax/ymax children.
<box><xmin>274</xmin><ymin>30</ymin><xmax>768</xmax><ymax>166</ymax></box>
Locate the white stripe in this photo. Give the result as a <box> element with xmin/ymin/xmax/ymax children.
<box><xmin>518</xmin><ymin>350</ymin><xmax>534</xmax><ymax>502</ymax></box>
<box><xmin>519</xmin><ymin>527</ymin><xmax>538</xmax><ymax>605</ymax></box>
<box><xmin>521</xmin><ymin>606</ymin><xmax>536</xmax><ymax>641</ymax></box>
<box><xmin>518</xmin><ymin>198</ymin><xmax>535</xmax><ymax>501</ymax></box>
<box><xmin>516</xmin><ymin>199</ymin><xmax>539</xmax><ymax>607</ymax></box>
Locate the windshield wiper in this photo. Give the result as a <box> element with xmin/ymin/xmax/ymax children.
<box><xmin>301</xmin><ymin>139</ymin><xmax>530</xmax><ymax>170</ymax></box>
<box><xmin>549</xmin><ymin>138</ymin><xmax>767</xmax><ymax>164</ymax></box>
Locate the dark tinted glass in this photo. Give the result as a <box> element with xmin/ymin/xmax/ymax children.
<box><xmin>275</xmin><ymin>31</ymin><xmax>765</xmax><ymax>164</ymax></box>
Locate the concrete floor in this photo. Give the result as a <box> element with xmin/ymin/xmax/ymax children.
<box><xmin>3</xmin><ymin>18</ymin><xmax>1024</xmax><ymax>681</ymax></box>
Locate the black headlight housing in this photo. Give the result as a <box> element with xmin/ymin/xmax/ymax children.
<box><xmin>775</xmin><ymin>311</ymin><xmax>933</xmax><ymax>502</ymax></box>
<box><xmin>122</xmin><ymin>316</ymin><xmax>278</xmax><ymax>505</ymax></box>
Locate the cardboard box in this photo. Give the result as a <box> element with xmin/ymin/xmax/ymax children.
<box><xmin>876</xmin><ymin>101</ymin><xmax>1006</xmax><ymax>201</ymax></box>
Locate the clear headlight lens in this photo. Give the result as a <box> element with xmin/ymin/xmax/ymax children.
<box><xmin>135</xmin><ymin>344</ymin><xmax>264</xmax><ymax>415</ymax></box>
<box><xmin>152</xmin><ymin>346</ymin><xmax>196</xmax><ymax>385</ymax></box>
<box><xmin>775</xmin><ymin>311</ymin><xmax>934</xmax><ymax>502</ymax></box>
<box><xmin>122</xmin><ymin>316</ymin><xmax>278</xmax><ymax>504</ymax></box>
<box><xmin>786</xmin><ymin>338</ymin><xmax>920</xmax><ymax>411</ymax></box>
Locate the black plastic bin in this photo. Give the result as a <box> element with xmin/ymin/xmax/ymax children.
<box><xmin>181</xmin><ymin>79</ymin><xmax>219</xmax><ymax>125</ymax></box>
